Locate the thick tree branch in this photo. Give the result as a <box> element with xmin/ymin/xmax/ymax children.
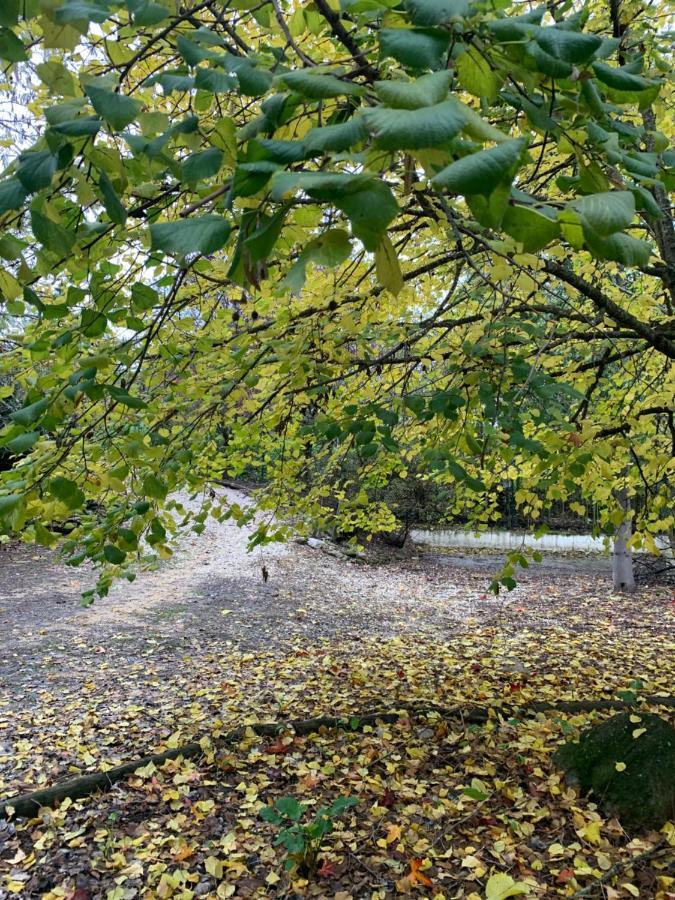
<box><xmin>543</xmin><ymin>261</ymin><xmax>675</xmax><ymax>359</ymax></box>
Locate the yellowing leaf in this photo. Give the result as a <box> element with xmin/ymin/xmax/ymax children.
<box><xmin>632</xmin><ymin>728</ymin><xmax>646</xmax><ymax>739</ymax></box>
<box><xmin>485</xmin><ymin>872</ymin><xmax>531</xmax><ymax>899</ymax></box>
<box><xmin>615</xmin><ymin>761</ymin><xmax>627</xmax><ymax>772</ymax></box>
<box><xmin>375</xmin><ymin>234</ymin><xmax>403</xmax><ymax>296</ymax></box>
<box><xmin>580</xmin><ymin>821</ymin><xmax>602</xmax><ymax>845</ymax></box>
<box><xmin>205</xmin><ymin>856</ymin><xmax>223</xmax><ymax>877</ymax></box>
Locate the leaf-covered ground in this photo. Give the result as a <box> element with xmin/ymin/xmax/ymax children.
<box><xmin>0</xmin><ymin>507</ymin><xmax>673</xmax><ymax>898</ymax></box>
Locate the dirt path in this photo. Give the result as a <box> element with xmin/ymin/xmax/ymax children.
<box><xmin>0</xmin><ymin>489</ymin><xmax>667</xmax><ymax>700</ymax></box>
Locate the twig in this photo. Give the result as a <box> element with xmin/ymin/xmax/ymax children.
<box><xmin>573</xmin><ymin>841</ymin><xmax>667</xmax><ymax>897</ymax></box>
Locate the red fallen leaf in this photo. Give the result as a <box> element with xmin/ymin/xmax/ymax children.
<box><xmin>470</xmin><ymin>663</ymin><xmax>481</xmax><ymax>672</ymax></box>
<box><xmin>409</xmin><ymin>858</ymin><xmax>433</xmax><ymax>888</ymax></box>
<box><xmin>397</xmin><ymin>669</ymin><xmax>405</xmax><ymax>678</ymax></box>
<box><xmin>509</xmin><ymin>683</ymin><xmax>522</xmax><ymax>692</ymax></box>
<box><xmin>556</xmin><ymin>869</ymin><xmax>575</xmax><ymax>883</ymax></box>
<box><xmin>381</xmin><ymin>788</ymin><xmax>397</xmax><ymax>808</ymax></box>
<box><xmin>317</xmin><ymin>860</ymin><xmax>336</xmax><ymax>878</ymax></box>
<box><xmin>265</xmin><ymin>738</ymin><xmax>292</xmax><ymax>754</ymax></box>
<box><xmin>478</xmin><ymin>816</ymin><xmax>498</xmax><ymax>826</ymax></box>
<box><xmin>66</xmin><ymin>891</ymin><xmax>90</xmax><ymax>900</ymax></box>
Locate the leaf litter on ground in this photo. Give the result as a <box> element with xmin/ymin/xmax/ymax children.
<box><xmin>0</xmin><ymin>526</ymin><xmax>673</xmax><ymax>898</ymax></box>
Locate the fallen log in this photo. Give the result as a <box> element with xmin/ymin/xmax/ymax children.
<box><xmin>1</xmin><ymin>696</ymin><xmax>673</xmax><ymax>820</ymax></box>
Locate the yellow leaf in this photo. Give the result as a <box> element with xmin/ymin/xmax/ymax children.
<box><xmin>205</xmin><ymin>856</ymin><xmax>224</xmax><ymax>878</ymax></box>
<box><xmin>375</xmin><ymin>234</ymin><xmax>403</xmax><ymax>296</ymax></box>
<box><xmin>615</xmin><ymin>762</ymin><xmax>627</xmax><ymax>772</ymax></box>
<box><xmin>485</xmin><ymin>872</ymin><xmax>531</xmax><ymax>899</ymax></box>
<box><xmin>580</xmin><ymin>821</ymin><xmax>602</xmax><ymax>845</ymax></box>
<box><xmin>621</xmin><ymin>883</ymin><xmax>640</xmax><ymax>897</ymax></box>
<box><xmin>385</xmin><ymin>823</ymin><xmax>402</xmax><ymax>845</ymax></box>
<box><xmin>632</xmin><ymin>728</ymin><xmax>646</xmax><ymax>739</ymax></box>
<box><xmin>266</xmin><ymin>872</ymin><xmax>281</xmax><ymax>885</ymax></box>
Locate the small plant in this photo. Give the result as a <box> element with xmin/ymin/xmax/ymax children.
<box><xmin>260</xmin><ymin>795</ymin><xmax>357</xmax><ymax>874</ymax></box>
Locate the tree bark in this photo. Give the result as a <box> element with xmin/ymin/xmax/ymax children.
<box><xmin>612</xmin><ymin>487</ymin><xmax>635</xmax><ymax>592</ymax></box>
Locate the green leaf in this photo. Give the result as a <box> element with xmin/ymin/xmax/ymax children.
<box><xmin>0</xmin><ymin>178</ymin><xmax>27</xmax><ymax>213</ymax></box>
<box><xmin>275</xmin><ymin>797</ymin><xmax>304</xmax><ymax>821</ymax></box>
<box><xmin>142</xmin><ymin>474</ymin><xmax>168</xmax><ymax>500</ymax></box>
<box><xmin>51</xmin><ymin>116</ymin><xmax>102</xmax><ymax>136</ymax></box>
<box><xmin>271</xmin><ymin>172</ymin><xmax>398</xmax><ymax>250</ymax></box>
<box><xmin>131</xmin><ymin>283</ymin><xmax>159</xmax><ymax>311</ymax></box>
<box><xmin>98</xmin><ymin>170</ymin><xmax>127</xmax><ymax>225</ymax></box>
<box><xmin>374</xmin><ymin>70</ymin><xmax>451</xmax><ymax>109</ymax></box>
<box><xmin>337</xmin><ymin>180</ymin><xmax>399</xmax><ymax>251</ymax></box>
<box><xmin>462</xmin><ymin>786</ymin><xmax>488</xmax><ymax>801</ymax></box>
<box><xmin>223</xmin><ymin>55</ymin><xmax>273</xmax><ymax>96</ymax></box>
<box><xmin>182</xmin><ymin>148</ymin><xmax>224</xmax><ymax>182</ymax></box>
<box><xmin>127</xmin><ymin>0</ymin><xmax>168</xmax><ymax>25</ymax></box>
<box><xmin>31</xmin><ymin>210</ymin><xmax>76</xmax><ymax>255</ymax></box>
<box><xmin>0</xmin><ymin>494</ymin><xmax>24</xmax><ymax>516</ymax></box>
<box><xmin>260</xmin><ymin>806</ymin><xmax>282</xmax><ymax>824</ymax></box>
<box><xmin>379</xmin><ymin>27</ymin><xmax>451</xmax><ymax>70</ymax></box>
<box><xmin>194</xmin><ymin>67</ymin><xmax>237</xmax><ymax>93</ymax></box>
<box><xmin>456</xmin><ymin>47</ymin><xmax>501</xmax><ymax>102</ymax></box>
<box><xmin>16</xmin><ymin>150</ymin><xmax>58</xmax><ymax>192</ymax></box>
<box><xmin>534</xmin><ymin>25</ymin><xmax>602</xmax><ymax>64</ymax></box>
<box><xmin>0</xmin><ymin>1</ymin><xmax>19</xmax><ymax>26</ymax></box>
<box><xmin>271</xmin><ymin>171</ymin><xmax>373</xmax><ymax>201</ymax></box>
<box><xmin>375</xmin><ymin>234</ymin><xmax>403</xmax><ymax>295</ymax></box>
<box><xmin>37</xmin><ymin>60</ymin><xmax>77</xmax><ymax>95</ymax></box>
<box><xmin>11</xmin><ymin>398</ymin><xmax>49</xmax><ymax>426</ymax></box>
<box><xmin>583</xmin><ymin>228</ymin><xmax>652</xmax><ymax>266</ymax></box>
<box><xmin>282</xmin><ymin>70</ymin><xmax>363</xmax><ymax>99</ymax></box>
<box><xmin>283</xmin><ymin>229</ymin><xmax>352</xmax><ymax>293</ymax></box>
<box><xmin>363</xmin><ymin>99</ymin><xmax>466</xmax><ymax>150</ymax></box>
<box><xmin>592</xmin><ymin>61</ymin><xmax>660</xmax><ymax>93</ymax></box>
<box><xmin>84</xmin><ymin>81</ymin><xmax>142</xmax><ymax>131</ymax></box>
<box><xmin>151</xmin><ymin>72</ymin><xmax>195</xmax><ymax>93</ymax></box>
<box><xmin>5</xmin><ymin>432</ymin><xmax>40</xmax><ymax>454</ymax></box>
<box><xmin>304</xmin><ymin>117</ymin><xmax>368</xmax><ymax>153</ymax></box>
<box><xmin>55</xmin><ymin>0</ymin><xmax>113</xmax><ymax>24</ymax></box>
<box><xmin>0</xmin><ymin>26</ymin><xmax>27</xmax><ymax>61</ymax></box>
<box><xmin>150</xmin><ymin>215</ymin><xmax>231</xmax><ymax>256</ymax></box>
<box><xmin>103</xmin><ymin>544</ymin><xmax>126</xmax><ymax>564</ymax></box>
<box><xmin>432</xmin><ymin>137</ymin><xmax>528</xmax><ymax>196</ymax></box>
<box><xmin>106</xmin><ymin>385</ymin><xmax>147</xmax><ymax>408</ymax></box>
<box><xmin>49</xmin><ymin>476</ymin><xmax>86</xmax><ymax>509</ymax></box>
<box><xmin>523</xmin><ymin>40</ymin><xmax>573</xmax><ymax>78</ymax></box>
<box><xmin>80</xmin><ymin>309</ymin><xmax>108</xmax><ymax>337</ymax></box>
<box><xmin>405</xmin><ymin>0</ymin><xmax>472</xmax><ymax>26</ymax></box>
<box><xmin>502</xmin><ymin>204</ymin><xmax>560</xmax><ymax>252</ymax></box>
<box><xmin>570</xmin><ymin>191</ymin><xmax>635</xmax><ymax>237</ymax></box>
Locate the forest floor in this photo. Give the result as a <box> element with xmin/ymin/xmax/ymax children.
<box><xmin>0</xmin><ymin>490</ymin><xmax>673</xmax><ymax>899</ymax></box>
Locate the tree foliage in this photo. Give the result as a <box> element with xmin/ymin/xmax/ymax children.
<box><xmin>0</xmin><ymin>0</ymin><xmax>672</xmax><ymax>596</ymax></box>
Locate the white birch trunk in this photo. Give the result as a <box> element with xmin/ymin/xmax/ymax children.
<box><xmin>612</xmin><ymin>489</ymin><xmax>635</xmax><ymax>592</ymax></box>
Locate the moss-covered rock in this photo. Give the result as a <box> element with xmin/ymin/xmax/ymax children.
<box><xmin>554</xmin><ymin>712</ymin><xmax>675</xmax><ymax>831</ymax></box>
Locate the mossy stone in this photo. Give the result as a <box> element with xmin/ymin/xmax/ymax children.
<box><xmin>554</xmin><ymin>712</ymin><xmax>675</xmax><ymax>831</ymax></box>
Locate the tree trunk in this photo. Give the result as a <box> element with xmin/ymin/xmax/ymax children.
<box><xmin>612</xmin><ymin>488</ymin><xmax>635</xmax><ymax>592</ymax></box>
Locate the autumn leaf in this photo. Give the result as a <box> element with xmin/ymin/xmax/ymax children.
<box><xmin>408</xmin><ymin>857</ymin><xmax>433</xmax><ymax>887</ymax></box>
